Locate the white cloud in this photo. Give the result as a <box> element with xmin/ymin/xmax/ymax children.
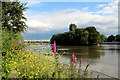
<box><xmin>82</xmin><ymin>7</ymin><xmax>89</xmax><ymax>11</ymax></box>
<box><xmin>26</xmin><ymin>1</ymin><xmax>41</xmax><ymax>6</ymax></box>
<box><xmin>25</xmin><ymin>7</ymin><xmax>117</xmax><ymax>35</ymax></box>
<box><xmin>97</xmin><ymin>4</ymin><xmax>106</xmax><ymax>8</ymax></box>
<box><xmin>27</xmin><ymin>20</ymin><xmax>52</xmax><ymax>28</ymax></box>
<box><xmin>97</xmin><ymin>1</ymin><xmax>118</xmax><ymax>15</ymax></box>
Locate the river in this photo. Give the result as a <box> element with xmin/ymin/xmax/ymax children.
<box><xmin>30</xmin><ymin>43</ymin><xmax>119</xmax><ymax>78</ymax></box>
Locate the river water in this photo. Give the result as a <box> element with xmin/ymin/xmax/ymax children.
<box><xmin>30</xmin><ymin>43</ymin><xmax>119</xmax><ymax>78</ymax></box>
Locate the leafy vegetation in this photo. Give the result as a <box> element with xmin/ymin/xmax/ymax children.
<box><xmin>100</xmin><ymin>34</ymin><xmax>107</xmax><ymax>43</ymax></box>
<box><xmin>116</xmin><ymin>34</ymin><xmax>120</xmax><ymax>42</ymax></box>
<box><xmin>2</xmin><ymin>29</ymin><xmax>25</xmax><ymax>56</ymax></box>
<box><xmin>2</xmin><ymin>29</ymin><xmax>90</xmax><ymax>78</ymax></box>
<box><xmin>107</xmin><ymin>35</ymin><xmax>115</xmax><ymax>42</ymax></box>
<box><xmin>2</xmin><ymin>1</ymin><xmax>28</xmax><ymax>33</ymax></box>
<box><xmin>69</xmin><ymin>23</ymin><xmax>77</xmax><ymax>31</ymax></box>
<box><xmin>107</xmin><ymin>34</ymin><xmax>120</xmax><ymax>42</ymax></box>
<box><xmin>51</xmin><ymin>26</ymin><xmax>105</xmax><ymax>45</ymax></box>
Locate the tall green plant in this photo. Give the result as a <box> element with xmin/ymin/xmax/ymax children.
<box><xmin>2</xmin><ymin>29</ymin><xmax>25</xmax><ymax>56</ymax></box>
<box><xmin>2</xmin><ymin>28</ymin><xmax>25</xmax><ymax>78</ymax></box>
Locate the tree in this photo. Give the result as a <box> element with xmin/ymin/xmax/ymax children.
<box><xmin>2</xmin><ymin>1</ymin><xmax>28</xmax><ymax>33</ymax></box>
<box><xmin>75</xmin><ymin>28</ymin><xmax>89</xmax><ymax>45</ymax></box>
<box><xmin>107</xmin><ymin>35</ymin><xmax>115</xmax><ymax>42</ymax></box>
<box><xmin>104</xmin><ymin>37</ymin><xmax>107</xmax><ymax>42</ymax></box>
<box><xmin>85</xmin><ymin>26</ymin><xmax>101</xmax><ymax>45</ymax></box>
<box><xmin>51</xmin><ymin>25</ymin><xmax>103</xmax><ymax>45</ymax></box>
<box><xmin>116</xmin><ymin>34</ymin><xmax>120</xmax><ymax>42</ymax></box>
<box><xmin>69</xmin><ymin>24</ymin><xmax>77</xmax><ymax>31</ymax></box>
<box><xmin>100</xmin><ymin>34</ymin><xmax>106</xmax><ymax>44</ymax></box>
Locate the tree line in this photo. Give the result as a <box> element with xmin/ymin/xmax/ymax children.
<box><xmin>51</xmin><ymin>24</ymin><xmax>120</xmax><ymax>45</ymax></box>
<box><xmin>106</xmin><ymin>35</ymin><xmax>120</xmax><ymax>42</ymax></box>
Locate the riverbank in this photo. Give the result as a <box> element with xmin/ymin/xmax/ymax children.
<box><xmin>24</xmin><ymin>40</ymin><xmax>50</xmax><ymax>44</ymax></box>
<box><xmin>102</xmin><ymin>42</ymin><xmax>120</xmax><ymax>44</ymax></box>
<box><xmin>24</xmin><ymin>40</ymin><xmax>120</xmax><ymax>46</ymax></box>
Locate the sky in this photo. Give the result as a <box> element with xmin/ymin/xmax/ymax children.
<box><xmin>21</xmin><ymin>1</ymin><xmax>118</xmax><ymax>40</ymax></box>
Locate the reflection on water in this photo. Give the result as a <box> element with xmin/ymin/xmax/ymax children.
<box><xmin>57</xmin><ymin>45</ymin><xmax>105</xmax><ymax>59</ymax></box>
<box><xmin>31</xmin><ymin>44</ymin><xmax>119</xmax><ymax>78</ymax></box>
<box><xmin>56</xmin><ymin>44</ymin><xmax>119</xmax><ymax>78</ymax></box>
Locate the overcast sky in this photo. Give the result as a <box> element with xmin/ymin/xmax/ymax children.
<box><xmin>21</xmin><ymin>1</ymin><xmax>118</xmax><ymax>40</ymax></box>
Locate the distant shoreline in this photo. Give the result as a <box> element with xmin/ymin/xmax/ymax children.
<box><xmin>24</xmin><ymin>40</ymin><xmax>120</xmax><ymax>45</ymax></box>
<box><xmin>24</xmin><ymin>40</ymin><xmax>50</xmax><ymax>43</ymax></box>
<box><xmin>102</xmin><ymin>42</ymin><xmax>120</xmax><ymax>44</ymax></box>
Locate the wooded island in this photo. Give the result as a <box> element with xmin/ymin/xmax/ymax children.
<box><xmin>50</xmin><ymin>24</ymin><xmax>106</xmax><ymax>45</ymax></box>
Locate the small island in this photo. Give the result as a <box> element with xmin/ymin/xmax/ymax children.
<box><xmin>50</xmin><ymin>24</ymin><xmax>106</xmax><ymax>45</ymax></box>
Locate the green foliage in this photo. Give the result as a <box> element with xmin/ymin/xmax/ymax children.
<box><xmin>2</xmin><ymin>28</ymin><xmax>90</xmax><ymax>78</ymax></box>
<box><xmin>50</xmin><ymin>31</ymin><xmax>75</xmax><ymax>45</ymax></box>
<box><xmin>100</xmin><ymin>34</ymin><xmax>106</xmax><ymax>44</ymax></box>
<box><xmin>2</xmin><ymin>28</ymin><xmax>25</xmax><ymax>78</ymax></box>
<box><xmin>2</xmin><ymin>47</ymin><xmax>56</xmax><ymax>78</ymax></box>
<box><xmin>115</xmin><ymin>34</ymin><xmax>120</xmax><ymax>42</ymax></box>
<box><xmin>106</xmin><ymin>34</ymin><xmax>120</xmax><ymax>42</ymax></box>
<box><xmin>69</xmin><ymin>23</ymin><xmax>77</xmax><ymax>31</ymax></box>
<box><xmin>51</xmin><ymin>26</ymin><xmax>103</xmax><ymax>45</ymax></box>
<box><xmin>75</xmin><ymin>28</ymin><xmax>89</xmax><ymax>45</ymax></box>
<box><xmin>107</xmin><ymin>35</ymin><xmax>115</xmax><ymax>42</ymax></box>
<box><xmin>2</xmin><ymin>1</ymin><xmax>28</xmax><ymax>33</ymax></box>
<box><xmin>2</xmin><ymin>1</ymin><xmax>28</xmax><ymax>78</ymax></box>
<box><xmin>2</xmin><ymin>29</ymin><xmax>25</xmax><ymax>56</ymax></box>
<box><xmin>2</xmin><ymin>29</ymin><xmax>56</xmax><ymax>78</ymax></box>
<box><xmin>104</xmin><ymin>37</ymin><xmax>108</xmax><ymax>42</ymax></box>
<box><xmin>2</xmin><ymin>34</ymin><xmax>90</xmax><ymax>78</ymax></box>
<box><xmin>85</xmin><ymin>26</ymin><xmax>101</xmax><ymax>45</ymax></box>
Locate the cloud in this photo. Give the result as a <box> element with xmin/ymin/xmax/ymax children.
<box><xmin>26</xmin><ymin>20</ymin><xmax>53</xmax><ymax>33</ymax></box>
<box><xmin>97</xmin><ymin>1</ymin><xmax>118</xmax><ymax>15</ymax></box>
<box><xmin>25</xmin><ymin>6</ymin><xmax>117</xmax><ymax>36</ymax></box>
<box><xmin>26</xmin><ymin>1</ymin><xmax>41</xmax><ymax>6</ymax></box>
<box><xmin>97</xmin><ymin>4</ymin><xmax>106</xmax><ymax>8</ymax></box>
<box><xmin>82</xmin><ymin>7</ymin><xmax>89</xmax><ymax>11</ymax></box>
